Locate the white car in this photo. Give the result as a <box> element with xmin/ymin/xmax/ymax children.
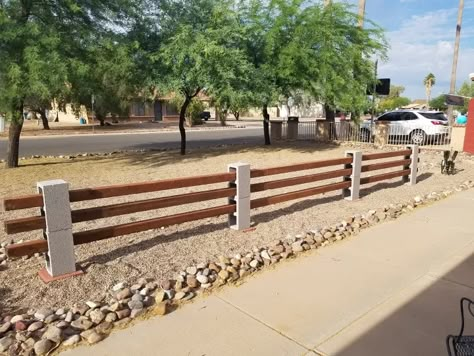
<box><xmin>360</xmin><ymin>110</ymin><xmax>449</xmax><ymax>145</ymax></box>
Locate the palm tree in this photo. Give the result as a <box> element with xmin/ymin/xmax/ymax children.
<box><xmin>424</xmin><ymin>73</ymin><xmax>436</xmax><ymax>105</ymax></box>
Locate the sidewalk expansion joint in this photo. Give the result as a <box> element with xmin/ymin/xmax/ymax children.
<box><xmin>216</xmin><ymin>295</ymin><xmax>312</xmax><ymax>352</ymax></box>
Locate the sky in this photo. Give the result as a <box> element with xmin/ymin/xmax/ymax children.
<box><xmin>344</xmin><ymin>0</ymin><xmax>474</xmax><ymax>100</ymax></box>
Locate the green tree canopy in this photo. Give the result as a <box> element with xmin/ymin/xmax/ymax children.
<box><xmin>429</xmin><ymin>94</ymin><xmax>448</xmax><ymax>111</ymax></box>
<box><xmin>150</xmin><ymin>0</ymin><xmax>253</xmax><ymax>154</ymax></box>
<box><xmin>0</xmin><ymin>0</ymin><xmax>138</xmax><ymax>167</ymax></box>
<box><xmin>457</xmin><ymin>81</ymin><xmax>474</xmax><ymax>113</ymax></box>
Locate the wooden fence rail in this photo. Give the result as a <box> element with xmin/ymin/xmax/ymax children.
<box><xmin>1</xmin><ymin>146</ymin><xmax>419</xmax><ymax>281</ymax></box>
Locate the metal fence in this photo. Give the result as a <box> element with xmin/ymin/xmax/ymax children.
<box><xmin>280</xmin><ymin>121</ymin><xmax>453</xmax><ymax>150</ymax></box>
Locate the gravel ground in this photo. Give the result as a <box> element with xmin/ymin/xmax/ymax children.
<box><xmin>1</xmin><ymin>142</ymin><xmax>473</xmax><ymax>315</ymax></box>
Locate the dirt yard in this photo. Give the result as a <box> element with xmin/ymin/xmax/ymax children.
<box><xmin>1</xmin><ymin>142</ymin><xmax>473</xmax><ymax>315</ymax></box>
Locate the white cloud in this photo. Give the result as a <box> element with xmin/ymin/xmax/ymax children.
<box><xmin>378</xmin><ymin>6</ymin><xmax>474</xmax><ymax>99</ymax></box>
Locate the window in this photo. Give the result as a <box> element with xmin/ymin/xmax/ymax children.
<box><xmin>420</xmin><ymin>112</ymin><xmax>448</xmax><ymax>121</ymax></box>
<box><xmin>378</xmin><ymin>112</ymin><xmax>400</xmax><ymax>121</ymax></box>
<box><xmin>400</xmin><ymin>112</ymin><xmax>417</xmax><ymax>121</ymax></box>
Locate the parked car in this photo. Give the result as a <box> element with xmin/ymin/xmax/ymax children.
<box><xmin>360</xmin><ymin>110</ymin><xmax>449</xmax><ymax>145</ymax></box>
<box><xmin>200</xmin><ymin>111</ymin><xmax>211</xmax><ymax>121</ymax></box>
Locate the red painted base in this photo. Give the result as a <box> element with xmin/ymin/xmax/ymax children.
<box><xmin>38</xmin><ymin>267</ymin><xmax>84</xmax><ymax>283</ymax></box>
<box><xmin>243</xmin><ymin>227</ymin><xmax>257</xmax><ymax>233</ymax></box>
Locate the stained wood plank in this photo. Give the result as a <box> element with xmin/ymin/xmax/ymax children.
<box><xmin>360</xmin><ymin>169</ymin><xmax>410</xmax><ymax>185</ymax></box>
<box><xmin>250</xmin><ymin>158</ymin><xmax>352</xmax><ymax>178</ymax></box>
<box><xmin>250</xmin><ymin>181</ymin><xmax>351</xmax><ymax>209</ymax></box>
<box><xmin>362</xmin><ymin>150</ymin><xmax>412</xmax><ymax>161</ymax></box>
<box><xmin>251</xmin><ymin>168</ymin><xmax>352</xmax><ymax>192</ymax></box>
<box><xmin>73</xmin><ymin>204</ymin><xmax>236</xmax><ymax>245</ymax></box>
<box><xmin>361</xmin><ymin>159</ymin><xmax>411</xmax><ymax>173</ymax></box>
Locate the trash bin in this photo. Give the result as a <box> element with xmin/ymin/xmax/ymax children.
<box><xmin>79</xmin><ymin>118</ymin><xmax>86</xmax><ymax>125</ymax></box>
<box><xmin>287</xmin><ymin>116</ymin><xmax>299</xmax><ymax>139</ymax></box>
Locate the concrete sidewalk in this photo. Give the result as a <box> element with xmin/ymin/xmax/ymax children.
<box><xmin>62</xmin><ymin>190</ymin><xmax>474</xmax><ymax>356</ymax></box>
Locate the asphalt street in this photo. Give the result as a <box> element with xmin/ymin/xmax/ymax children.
<box><xmin>0</xmin><ymin>128</ymin><xmax>264</xmax><ymax>159</ymax></box>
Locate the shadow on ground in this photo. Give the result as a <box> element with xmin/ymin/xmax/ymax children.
<box><xmin>119</xmin><ymin>141</ymin><xmax>344</xmax><ymax>169</ymax></box>
<box><xmin>329</xmin><ymin>252</ymin><xmax>474</xmax><ymax>356</ymax></box>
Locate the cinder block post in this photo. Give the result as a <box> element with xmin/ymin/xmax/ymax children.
<box><xmin>404</xmin><ymin>145</ymin><xmax>419</xmax><ymax>185</ymax></box>
<box><xmin>37</xmin><ymin>180</ymin><xmax>79</xmax><ymax>282</ymax></box>
<box><xmin>228</xmin><ymin>163</ymin><xmax>251</xmax><ymax>230</ymax></box>
<box><xmin>343</xmin><ymin>151</ymin><xmax>362</xmax><ymax>201</ymax></box>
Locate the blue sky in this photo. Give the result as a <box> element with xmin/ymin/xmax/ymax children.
<box><xmin>344</xmin><ymin>0</ymin><xmax>474</xmax><ymax>100</ymax></box>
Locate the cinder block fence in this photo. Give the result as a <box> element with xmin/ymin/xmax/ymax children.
<box><xmin>2</xmin><ymin>146</ymin><xmax>418</xmax><ymax>281</ymax></box>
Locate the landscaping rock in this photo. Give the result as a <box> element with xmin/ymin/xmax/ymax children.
<box><xmin>186</xmin><ymin>266</ymin><xmax>197</xmax><ymax>275</ymax></box>
<box><xmin>84</xmin><ymin>331</ymin><xmax>103</xmax><ymax>344</ymax></box>
<box><xmin>71</xmin><ymin>317</ymin><xmax>93</xmax><ymax>331</ymax></box>
<box><xmin>63</xmin><ymin>334</ymin><xmax>81</xmax><ymax>347</ymax></box>
<box><xmin>154</xmin><ymin>302</ymin><xmax>168</xmax><ymax>316</ymax></box>
<box><xmin>0</xmin><ymin>322</ymin><xmax>11</xmax><ymax>334</ymax></box>
<box><xmin>218</xmin><ymin>270</ymin><xmax>229</xmax><ymax>281</ymax></box>
<box><xmin>44</xmin><ymin>314</ymin><xmax>59</xmax><ymax>324</ymax></box>
<box><xmin>131</xmin><ymin>308</ymin><xmax>145</xmax><ymax>319</ymax></box>
<box><xmin>112</xmin><ymin>282</ymin><xmax>127</xmax><ymax>292</ymax></box>
<box><xmin>35</xmin><ymin>308</ymin><xmax>54</xmax><ymax>321</ymax></box>
<box><xmin>0</xmin><ymin>336</ymin><xmax>14</xmax><ymax>353</ymax></box>
<box><xmin>128</xmin><ymin>300</ymin><xmax>143</xmax><ymax>310</ymax></box>
<box><xmin>89</xmin><ymin>309</ymin><xmax>105</xmax><ymax>324</ymax></box>
<box><xmin>43</xmin><ymin>325</ymin><xmax>62</xmax><ymax>343</ymax></box>
<box><xmin>116</xmin><ymin>288</ymin><xmax>132</xmax><ymax>300</ymax></box>
<box><xmin>27</xmin><ymin>321</ymin><xmax>44</xmax><ymax>332</ymax></box>
<box><xmin>14</xmin><ymin>320</ymin><xmax>27</xmax><ymax>331</ymax></box>
<box><xmin>116</xmin><ymin>309</ymin><xmax>131</xmax><ymax>320</ymax></box>
<box><xmin>105</xmin><ymin>312</ymin><xmax>118</xmax><ymax>323</ymax></box>
<box><xmin>10</xmin><ymin>315</ymin><xmax>24</xmax><ymax>323</ymax></box>
<box><xmin>196</xmin><ymin>275</ymin><xmax>209</xmax><ymax>284</ymax></box>
<box><xmin>260</xmin><ymin>250</ymin><xmax>271</xmax><ymax>260</ymax></box>
<box><xmin>95</xmin><ymin>322</ymin><xmax>112</xmax><ymax>334</ymax></box>
<box><xmin>174</xmin><ymin>292</ymin><xmax>186</xmax><ymax>301</ymax></box>
<box><xmin>34</xmin><ymin>339</ymin><xmax>53</xmax><ymax>355</ymax></box>
<box><xmin>250</xmin><ymin>259</ymin><xmax>259</xmax><ymax>268</ymax></box>
<box><xmin>186</xmin><ymin>275</ymin><xmax>200</xmax><ymax>288</ymax></box>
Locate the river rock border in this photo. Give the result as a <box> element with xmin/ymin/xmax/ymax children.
<box><xmin>0</xmin><ymin>180</ymin><xmax>473</xmax><ymax>354</ymax></box>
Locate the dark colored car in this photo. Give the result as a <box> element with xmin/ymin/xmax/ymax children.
<box><xmin>200</xmin><ymin>111</ymin><xmax>211</xmax><ymax>121</ymax></box>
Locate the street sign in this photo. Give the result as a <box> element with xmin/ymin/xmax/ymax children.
<box><xmin>367</xmin><ymin>78</ymin><xmax>391</xmax><ymax>95</ymax></box>
<box><xmin>445</xmin><ymin>94</ymin><xmax>466</xmax><ymax>106</ymax></box>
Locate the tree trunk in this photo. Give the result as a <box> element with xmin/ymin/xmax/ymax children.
<box><xmin>324</xmin><ymin>104</ymin><xmax>337</xmax><ymax>140</ymax></box>
<box><xmin>179</xmin><ymin>96</ymin><xmax>192</xmax><ymax>155</ymax></box>
<box><xmin>6</xmin><ymin>107</ymin><xmax>24</xmax><ymax>168</ymax></box>
<box><xmin>39</xmin><ymin>109</ymin><xmax>50</xmax><ymax>130</ymax></box>
<box><xmin>263</xmin><ymin>104</ymin><xmax>271</xmax><ymax>145</ymax></box>
<box><xmin>233</xmin><ymin>111</ymin><xmax>240</xmax><ymax>120</ymax></box>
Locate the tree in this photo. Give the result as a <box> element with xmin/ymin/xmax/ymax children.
<box><xmin>0</xmin><ymin>0</ymin><xmax>137</xmax><ymax>168</ymax></box>
<box><xmin>68</xmin><ymin>41</ymin><xmax>141</xmax><ymax>126</ymax></box>
<box><xmin>378</xmin><ymin>84</ymin><xmax>410</xmax><ymax>111</ymax></box>
<box><xmin>388</xmin><ymin>85</ymin><xmax>405</xmax><ymax>98</ymax></box>
<box><xmin>154</xmin><ymin>0</ymin><xmax>252</xmax><ymax>155</ymax></box>
<box><xmin>378</xmin><ymin>97</ymin><xmax>410</xmax><ymax>111</ymax></box>
<box><xmin>457</xmin><ymin>81</ymin><xmax>474</xmax><ymax>113</ymax></box>
<box><xmin>424</xmin><ymin>73</ymin><xmax>436</xmax><ymax>104</ymax></box>
<box><xmin>429</xmin><ymin>95</ymin><xmax>448</xmax><ymax>111</ymax></box>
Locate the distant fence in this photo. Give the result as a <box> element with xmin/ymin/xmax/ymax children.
<box><xmin>2</xmin><ymin>146</ymin><xmax>418</xmax><ymax>280</ymax></box>
<box><xmin>277</xmin><ymin>120</ymin><xmax>453</xmax><ymax>150</ymax></box>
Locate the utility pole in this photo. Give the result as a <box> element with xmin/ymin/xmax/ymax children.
<box><xmin>447</xmin><ymin>0</ymin><xmax>464</xmax><ymax>124</ymax></box>
<box><xmin>358</xmin><ymin>0</ymin><xmax>366</xmax><ymax>28</ymax></box>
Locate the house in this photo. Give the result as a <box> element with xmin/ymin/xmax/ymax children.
<box><xmin>401</xmin><ymin>99</ymin><xmax>428</xmax><ymax>110</ymax></box>
<box><xmin>129</xmin><ymin>92</ymin><xmax>213</xmax><ymax>122</ymax></box>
